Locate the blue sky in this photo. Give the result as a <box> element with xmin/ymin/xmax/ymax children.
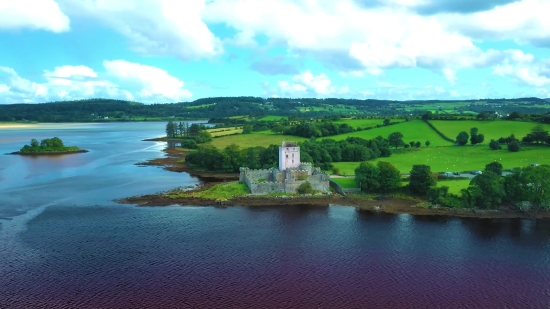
<box><xmin>0</xmin><ymin>0</ymin><xmax>549</xmax><ymax>104</ymax></box>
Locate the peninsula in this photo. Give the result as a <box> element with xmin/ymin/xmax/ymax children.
<box><xmin>11</xmin><ymin>137</ymin><xmax>88</xmax><ymax>155</ymax></box>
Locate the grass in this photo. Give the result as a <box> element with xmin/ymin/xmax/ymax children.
<box><xmin>332</xmin><ymin>118</ymin><xmax>404</xmax><ymax>129</ymax></box>
<box><xmin>324</xmin><ymin>120</ymin><xmax>452</xmax><ymax>147</ymax></box>
<box><xmin>207</xmin><ymin>131</ymin><xmax>306</xmax><ymax>149</ymax></box>
<box><xmin>169</xmin><ymin>181</ymin><xmax>250</xmax><ymax>200</ymax></box>
<box><xmin>207</xmin><ymin>126</ymin><xmax>243</xmax><ymax>137</ymax></box>
<box><xmin>430</xmin><ymin>120</ymin><xmax>550</xmax><ymax>141</ymax></box>
<box><xmin>330</xmin><ymin>177</ymin><xmax>359</xmax><ymax>188</ymax></box>
<box><xmin>438</xmin><ymin>179</ymin><xmax>470</xmax><ymax>195</ymax></box>
<box><xmin>258</xmin><ymin>115</ymin><xmax>286</xmax><ymax>121</ymax></box>
<box><xmin>332</xmin><ymin>144</ymin><xmax>550</xmax><ymax>175</ymax></box>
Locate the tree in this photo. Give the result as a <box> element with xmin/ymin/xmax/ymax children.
<box><xmin>414</xmin><ymin>141</ymin><xmax>421</xmax><ymax>148</ymax></box>
<box><xmin>377</xmin><ymin>161</ymin><xmax>401</xmax><ymax>191</ymax></box>
<box><xmin>383</xmin><ymin>118</ymin><xmax>391</xmax><ymax>126</ymax></box>
<box><xmin>165</xmin><ymin>121</ymin><xmax>176</xmax><ymax>138</ymax></box>
<box><xmin>504</xmin><ymin>165</ymin><xmax>550</xmax><ymax>209</ymax></box>
<box><xmin>388</xmin><ymin>132</ymin><xmax>404</xmax><ymax>149</ymax></box>
<box><xmin>355</xmin><ymin>162</ymin><xmax>380</xmax><ymax>192</ymax></box>
<box><xmin>485</xmin><ymin>161</ymin><xmax>503</xmax><ymax>176</ymax></box>
<box><xmin>456</xmin><ymin>131</ymin><xmax>469</xmax><ymax>146</ymax></box>
<box><xmin>422</xmin><ymin>111</ymin><xmax>432</xmax><ymax>121</ymax></box>
<box><xmin>297</xmin><ymin>181</ymin><xmax>313</xmax><ymax>194</ymax></box>
<box><xmin>470</xmin><ymin>127</ymin><xmax>480</xmax><ymax>145</ymax></box>
<box><xmin>242</xmin><ymin>125</ymin><xmax>253</xmax><ymax>134</ymax></box>
<box><xmin>425</xmin><ymin>140</ymin><xmax>431</xmax><ymax>147</ymax></box>
<box><xmin>466</xmin><ymin>171</ymin><xmax>505</xmax><ymax>209</ymax></box>
<box><xmin>489</xmin><ymin>139</ymin><xmax>501</xmax><ymax>150</ymax></box>
<box><xmin>476</xmin><ymin>112</ymin><xmax>489</xmax><ymax>120</ymax></box>
<box><xmin>475</xmin><ymin>134</ymin><xmax>484</xmax><ymax>144</ymax></box>
<box><xmin>409</xmin><ymin>141</ymin><xmax>415</xmax><ymax>147</ymax></box>
<box><xmin>409</xmin><ymin>164</ymin><xmax>436</xmax><ymax>195</ymax></box>
<box><xmin>508</xmin><ymin>140</ymin><xmax>521</xmax><ymax>152</ymax></box>
<box><xmin>30</xmin><ymin>138</ymin><xmax>39</xmax><ymax>148</ymax></box>
<box><xmin>530</xmin><ymin>125</ymin><xmax>549</xmax><ymax>143</ymax></box>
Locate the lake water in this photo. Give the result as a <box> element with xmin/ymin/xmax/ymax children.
<box><xmin>1</xmin><ymin>123</ymin><xmax>549</xmax><ymax>308</ymax></box>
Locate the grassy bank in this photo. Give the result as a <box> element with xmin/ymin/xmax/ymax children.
<box><xmin>430</xmin><ymin>120</ymin><xmax>550</xmax><ymax>141</ymax></box>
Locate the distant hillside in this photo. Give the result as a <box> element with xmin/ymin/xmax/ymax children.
<box><xmin>0</xmin><ymin>97</ymin><xmax>549</xmax><ymax>122</ymax></box>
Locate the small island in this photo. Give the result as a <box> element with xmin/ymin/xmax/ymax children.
<box><xmin>11</xmin><ymin>137</ymin><xmax>88</xmax><ymax>155</ymax></box>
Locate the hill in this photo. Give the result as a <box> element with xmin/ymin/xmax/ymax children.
<box><xmin>1</xmin><ymin>96</ymin><xmax>550</xmax><ymax>122</ymax></box>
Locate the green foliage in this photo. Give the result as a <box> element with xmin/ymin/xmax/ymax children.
<box><xmin>170</xmin><ymin>181</ymin><xmax>249</xmax><ymax>200</ymax></box>
<box><xmin>489</xmin><ymin>139</ymin><xmax>501</xmax><ymax>150</ymax></box>
<box><xmin>19</xmin><ymin>137</ymin><xmax>78</xmax><ymax>153</ymax></box>
<box><xmin>485</xmin><ymin>161</ymin><xmax>503</xmax><ymax>176</ymax></box>
<box><xmin>388</xmin><ymin>132</ymin><xmax>404</xmax><ymax>148</ymax></box>
<box><xmin>465</xmin><ymin>171</ymin><xmax>505</xmax><ymax>209</ymax></box>
<box><xmin>425</xmin><ymin>140</ymin><xmax>430</xmax><ymax>147</ymax></box>
<box><xmin>377</xmin><ymin>161</ymin><xmax>401</xmax><ymax>191</ymax></box>
<box><xmin>297</xmin><ymin>181</ymin><xmax>314</xmax><ymax>194</ymax></box>
<box><xmin>508</xmin><ymin>140</ymin><xmax>521</xmax><ymax>152</ymax></box>
<box><xmin>426</xmin><ymin>186</ymin><xmax>449</xmax><ymax>204</ymax></box>
<box><xmin>355</xmin><ymin>162</ymin><xmax>380</xmax><ymax>191</ymax></box>
<box><xmin>409</xmin><ymin>164</ymin><xmax>437</xmax><ymax>195</ymax></box>
<box><xmin>456</xmin><ymin>131</ymin><xmax>469</xmax><ymax>145</ymax></box>
<box><xmin>504</xmin><ymin>165</ymin><xmax>550</xmax><ymax>209</ymax></box>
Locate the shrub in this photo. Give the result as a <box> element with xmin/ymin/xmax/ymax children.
<box><xmin>297</xmin><ymin>181</ymin><xmax>313</xmax><ymax>194</ymax></box>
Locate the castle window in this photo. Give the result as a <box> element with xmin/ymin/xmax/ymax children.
<box><xmin>292</xmin><ymin>160</ymin><xmax>294</xmax><ymax>163</ymax></box>
<box><xmin>286</xmin><ymin>155</ymin><xmax>288</xmax><ymax>158</ymax></box>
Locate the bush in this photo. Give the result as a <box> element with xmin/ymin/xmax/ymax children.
<box><xmin>297</xmin><ymin>181</ymin><xmax>313</xmax><ymax>194</ymax></box>
<box><xmin>508</xmin><ymin>140</ymin><xmax>521</xmax><ymax>152</ymax></box>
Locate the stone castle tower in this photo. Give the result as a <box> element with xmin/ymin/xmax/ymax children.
<box><xmin>278</xmin><ymin>141</ymin><xmax>300</xmax><ymax>171</ymax></box>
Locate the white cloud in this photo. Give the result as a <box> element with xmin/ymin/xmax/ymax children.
<box><xmin>266</xmin><ymin>71</ymin><xmax>349</xmax><ymax>97</ymax></box>
<box><xmin>493</xmin><ymin>56</ymin><xmax>550</xmax><ymax>87</ymax></box>
<box><xmin>0</xmin><ymin>0</ymin><xmax>70</xmax><ymax>32</ymax></box>
<box><xmin>443</xmin><ymin>68</ymin><xmax>456</xmax><ymax>84</ymax></box>
<box><xmin>103</xmin><ymin>60</ymin><xmax>192</xmax><ymax>100</ymax></box>
<box><xmin>56</xmin><ymin>0</ymin><xmax>222</xmax><ymax>60</ymax></box>
<box><xmin>44</xmin><ymin>65</ymin><xmax>98</xmax><ymax>78</ymax></box>
<box><xmin>0</xmin><ymin>61</ymin><xmax>193</xmax><ymax>103</ymax></box>
<box><xmin>445</xmin><ymin>0</ymin><xmax>550</xmax><ymax>47</ymax></box>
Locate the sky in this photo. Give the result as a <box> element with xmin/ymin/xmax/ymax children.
<box><xmin>0</xmin><ymin>0</ymin><xmax>549</xmax><ymax>104</ymax></box>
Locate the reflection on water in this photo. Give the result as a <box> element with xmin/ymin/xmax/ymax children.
<box><xmin>1</xmin><ymin>123</ymin><xmax>550</xmax><ymax>308</ymax></box>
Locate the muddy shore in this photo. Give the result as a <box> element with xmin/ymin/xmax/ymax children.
<box><xmin>120</xmin><ymin>141</ymin><xmax>550</xmax><ymax>219</ymax></box>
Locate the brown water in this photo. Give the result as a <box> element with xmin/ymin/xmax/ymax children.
<box><xmin>1</xmin><ymin>123</ymin><xmax>549</xmax><ymax>308</ymax></box>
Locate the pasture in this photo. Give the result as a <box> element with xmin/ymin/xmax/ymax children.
<box><xmin>325</xmin><ymin>120</ymin><xmax>453</xmax><ymax>147</ymax></box>
<box><xmin>332</xmin><ymin>118</ymin><xmax>404</xmax><ymax>129</ymax></box>
<box><xmin>330</xmin><ymin>177</ymin><xmax>359</xmax><ymax>188</ymax></box>
<box><xmin>332</xmin><ymin>144</ymin><xmax>550</xmax><ymax>175</ymax></box>
<box><xmin>438</xmin><ymin>179</ymin><xmax>471</xmax><ymax>195</ymax></box>
<box><xmin>207</xmin><ymin>131</ymin><xmax>306</xmax><ymax>149</ymax></box>
<box><xmin>258</xmin><ymin>115</ymin><xmax>286</xmax><ymax>121</ymax></box>
<box><xmin>206</xmin><ymin>126</ymin><xmax>243</xmax><ymax>137</ymax></box>
<box><xmin>430</xmin><ymin>120</ymin><xmax>550</xmax><ymax>141</ymax></box>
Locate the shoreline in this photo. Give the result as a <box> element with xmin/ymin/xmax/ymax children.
<box><xmin>121</xmin><ymin>140</ymin><xmax>550</xmax><ymax>219</ymax></box>
<box><xmin>9</xmin><ymin>149</ymin><xmax>89</xmax><ymax>155</ymax></box>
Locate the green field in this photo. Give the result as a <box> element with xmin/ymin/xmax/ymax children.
<box><xmin>430</xmin><ymin>120</ymin><xmax>550</xmax><ymax>142</ymax></box>
<box><xmin>325</xmin><ymin>120</ymin><xmax>452</xmax><ymax>147</ymax></box>
<box><xmin>206</xmin><ymin>126</ymin><xmax>243</xmax><ymax>137</ymax></box>
<box><xmin>438</xmin><ymin>179</ymin><xmax>470</xmax><ymax>194</ymax></box>
<box><xmin>332</xmin><ymin>145</ymin><xmax>550</xmax><ymax>175</ymax></box>
<box><xmin>330</xmin><ymin>177</ymin><xmax>359</xmax><ymax>188</ymax></box>
<box><xmin>332</xmin><ymin>118</ymin><xmax>404</xmax><ymax>129</ymax></box>
<box><xmin>170</xmin><ymin>181</ymin><xmax>250</xmax><ymax>200</ymax></box>
<box><xmin>207</xmin><ymin>131</ymin><xmax>306</xmax><ymax>149</ymax></box>
<box><xmin>258</xmin><ymin>115</ymin><xmax>286</xmax><ymax>121</ymax></box>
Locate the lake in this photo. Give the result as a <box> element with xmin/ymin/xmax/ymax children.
<box><xmin>1</xmin><ymin>122</ymin><xmax>549</xmax><ymax>308</ymax></box>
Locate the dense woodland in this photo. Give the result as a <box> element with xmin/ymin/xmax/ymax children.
<box><xmin>1</xmin><ymin>97</ymin><xmax>550</xmax><ymax>122</ymax></box>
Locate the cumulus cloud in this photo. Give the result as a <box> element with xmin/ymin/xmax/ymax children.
<box><xmin>445</xmin><ymin>0</ymin><xmax>550</xmax><ymax>47</ymax></box>
<box><xmin>0</xmin><ymin>0</ymin><xmax>70</xmax><ymax>32</ymax></box>
<box><xmin>103</xmin><ymin>60</ymin><xmax>192</xmax><ymax>100</ymax></box>
<box><xmin>56</xmin><ymin>0</ymin><xmax>222</xmax><ymax>60</ymax></box>
<box><xmin>0</xmin><ymin>61</ymin><xmax>192</xmax><ymax>104</ymax></box>
<box><xmin>264</xmin><ymin>71</ymin><xmax>349</xmax><ymax>97</ymax></box>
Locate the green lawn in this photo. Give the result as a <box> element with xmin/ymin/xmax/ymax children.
<box><xmin>258</xmin><ymin>115</ymin><xmax>286</xmax><ymax>121</ymax></box>
<box><xmin>330</xmin><ymin>177</ymin><xmax>359</xmax><ymax>188</ymax></box>
<box><xmin>332</xmin><ymin>118</ymin><xmax>404</xmax><ymax>129</ymax></box>
<box><xmin>207</xmin><ymin>131</ymin><xmax>306</xmax><ymax>149</ymax></box>
<box><xmin>430</xmin><ymin>120</ymin><xmax>550</xmax><ymax>142</ymax></box>
<box><xmin>438</xmin><ymin>179</ymin><xmax>470</xmax><ymax>195</ymax></box>
<box><xmin>324</xmin><ymin>120</ymin><xmax>452</xmax><ymax>147</ymax></box>
<box><xmin>206</xmin><ymin>126</ymin><xmax>243</xmax><ymax>137</ymax></box>
<box><xmin>170</xmin><ymin>181</ymin><xmax>250</xmax><ymax>200</ymax></box>
<box><xmin>332</xmin><ymin>144</ymin><xmax>550</xmax><ymax>175</ymax></box>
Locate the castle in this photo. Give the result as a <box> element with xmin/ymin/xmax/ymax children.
<box><xmin>239</xmin><ymin>141</ymin><xmax>330</xmax><ymax>195</ymax></box>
